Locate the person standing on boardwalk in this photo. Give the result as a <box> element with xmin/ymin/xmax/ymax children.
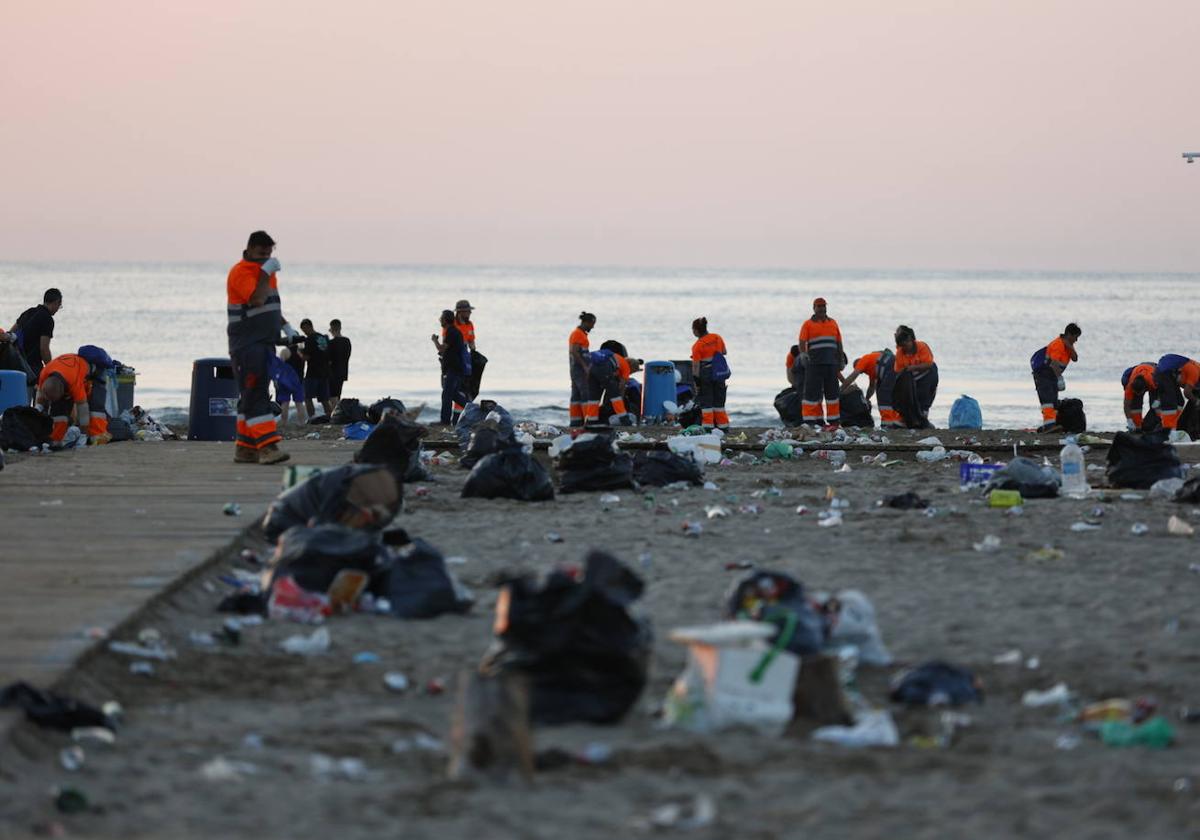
<box><xmin>431</xmin><ymin>309</ymin><xmax>471</xmax><ymax>426</ymax></box>
<box><xmin>328</xmin><ymin>319</ymin><xmax>352</xmax><ymax>406</ymax></box>
<box><xmin>1030</xmin><ymin>323</ymin><xmax>1081</xmax><ymax>432</ymax></box>
<box><xmin>9</xmin><ymin>288</ymin><xmax>62</xmax><ymax>392</ymax></box>
<box><xmin>568</xmin><ymin>312</ymin><xmax>595</xmax><ymax>427</ymax></box>
<box><xmin>691</xmin><ymin>317</ymin><xmax>730</xmax><ymax>431</ymax></box>
<box><xmin>226</xmin><ymin>230</ymin><xmax>291</xmax><ymax>464</ymax></box>
<box><xmin>797</xmin><ymin>297</ymin><xmax>844</xmax><ymax>429</ymax></box>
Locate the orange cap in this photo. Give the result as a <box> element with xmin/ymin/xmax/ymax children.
<box><xmin>813</xmin><ymin>297</ymin><xmax>827</xmax><ymax>307</ymax></box>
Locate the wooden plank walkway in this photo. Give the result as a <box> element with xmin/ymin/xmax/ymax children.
<box><xmin>0</xmin><ymin>439</ymin><xmax>351</xmax><ymax>688</ymax></box>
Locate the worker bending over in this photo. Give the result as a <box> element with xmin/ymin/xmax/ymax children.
<box><xmin>1030</xmin><ymin>323</ymin><xmax>1081</xmax><ymax>432</ymax></box>
<box><xmin>586</xmin><ymin>346</ymin><xmax>641</xmax><ymax>427</ymax></box>
<box><xmin>1154</xmin><ymin>354</ymin><xmax>1200</xmax><ymax>432</ymax></box>
<box><xmin>34</xmin><ymin>353</ymin><xmax>110</xmax><ymax>444</ymax></box>
<box><xmin>841</xmin><ymin>349</ymin><xmax>900</xmax><ymax>428</ymax></box>
<box><xmin>1121</xmin><ymin>362</ymin><xmax>1159</xmax><ymax>430</ymax></box>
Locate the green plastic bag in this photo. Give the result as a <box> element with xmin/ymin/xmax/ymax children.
<box><xmin>763</xmin><ymin>441</ymin><xmax>794</xmax><ymax>460</ymax></box>
<box><xmin>1099</xmin><ymin>716</ymin><xmax>1175</xmax><ymax>749</ymax></box>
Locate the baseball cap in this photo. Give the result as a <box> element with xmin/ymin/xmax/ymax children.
<box><xmin>455</xmin><ymin>299</ymin><xmax>473</xmax><ymax>311</ymax></box>
<box><xmin>813</xmin><ymin>297</ymin><xmax>827</xmax><ymax>307</ymax></box>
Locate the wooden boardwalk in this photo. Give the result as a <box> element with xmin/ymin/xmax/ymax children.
<box><xmin>0</xmin><ymin>439</ymin><xmax>352</xmax><ymax>688</ymax></box>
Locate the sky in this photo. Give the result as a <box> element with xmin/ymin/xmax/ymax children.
<box><xmin>2</xmin><ymin>1</ymin><xmax>1198</xmax><ymax>270</ymax></box>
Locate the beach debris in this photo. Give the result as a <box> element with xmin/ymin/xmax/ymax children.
<box><xmin>1168</xmin><ymin>515</ymin><xmax>1195</xmax><ymax>536</ymax></box>
<box><xmin>863</xmin><ymin>452</ymin><xmax>889</xmax><ymax>465</ymax></box>
<box><xmin>71</xmin><ymin>727</ymin><xmax>115</xmax><ymax>746</ymax></box>
<box><xmin>794</xmin><ymin>505</ymin><xmax>809</xmax><ymax>515</ymax></box>
<box><xmin>59</xmin><ymin>746</ymin><xmax>85</xmax><ymax>772</ymax></box>
<box><xmin>222</xmin><ymin>502</ymin><xmax>241</xmax><ymax>516</ymax></box>
<box><xmin>242</xmin><ymin>733</ymin><xmax>264</xmax><ymax>750</ymax></box>
<box><xmin>812</xmin><ymin>710</ymin><xmax>900</xmax><ymax>748</ymax></box>
<box><xmin>1022</xmin><ymin>683</ymin><xmax>1071</xmax><ymax>708</ymax></box>
<box><xmin>993</xmin><ymin>649</ymin><xmax>1022</xmax><ymax>666</ymax></box>
<box><xmin>545</xmin><ymin>531</ymin><xmax>564</xmax><ymax>543</ymax></box>
<box><xmin>1004</xmin><ymin>505</ymin><xmax>1024</xmax><ymax>516</ymax></box>
<box><xmin>824</xmin><ymin>589</ymin><xmax>892</xmax><ymax>665</ymax></box>
<box><xmin>599</xmin><ymin>493</ymin><xmax>621</xmax><ymax>508</ymax></box>
<box><xmin>988</xmin><ymin>489</ymin><xmax>1023</xmax><ymax>508</ymax></box>
<box><xmin>1151</xmin><ymin>477</ymin><xmax>1186</xmax><ymax>499</ymax></box>
<box><xmin>915</xmin><ymin>446</ymin><xmax>948</xmax><ymax>463</ymax></box>
<box><xmin>880</xmin><ymin>491</ymin><xmax>928</xmax><ymax>510</ymax></box>
<box><xmin>1131</xmin><ymin>523</ymin><xmax>1150</xmax><ymax>536</ymax></box>
<box><xmin>54</xmin><ymin>788</ymin><xmax>90</xmax><ymax>814</ymax></box>
<box><xmin>890</xmin><ymin>662</ymin><xmax>982</xmax><ymax>707</ymax></box>
<box><xmin>973</xmin><ymin>535</ymin><xmax>1002</xmax><ymax>552</ymax></box>
<box><xmin>200</xmin><ymin>756</ymin><xmax>259</xmax><ymax>782</ymax></box>
<box><xmin>632</xmin><ymin>793</ymin><xmax>717</xmax><ymax>832</ymax></box>
<box><xmin>414</xmin><ymin>486</ymin><xmax>431</xmax><ymax>497</ymax></box>
<box><xmin>1069</xmin><ymin>521</ymin><xmax>1101</xmax><ymax>532</ymax></box>
<box><xmin>129</xmin><ymin>661</ymin><xmax>155</xmax><ymax>676</ymax></box>
<box><xmin>383</xmin><ymin>672</ymin><xmax>410</xmax><ymax>693</ymax></box>
<box><xmin>818</xmin><ymin>510</ymin><xmax>843</xmax><ymax>527</ymax></box>
<box><xmin>702</xmin><ymin>481</ymin><xmax>719</xmax><ymax>491</ymax></box>
<box><xmin>108</xmin><ymin>639</ymin><xmax>176</xmax><ymax>660</ymax></box>
<box><xmin>310</xmin><ymin>753</ymin><xmax>367</xmax><ymax>780</ymax></box>
<box><xmin>280</xmin><ymin>627</ymin><xmax>331</xmax><ymax>656</ymax></box>
<box><xmin>738</xmin><ymin>503</ymin><xmax>764</xmax><ymax>515</ymax></box>
<box><xmin>811</xmin><ymin>449</ymin><xmax>847</xmax><ymax>467</ymax></box>
<box><xmin>682</xmin><ymin>520</ymin><xmax>703</xmax><ymax>536</ymax></box>
<box><xmin>1120</xmin><ymin>493</ymin><xmax>1144</xmax><ymax>501</ymax></box>
<box><xmin>704</xmin><ymin>505</ymin><xmax>730</xmax><ymax>520</ymax></box>
<box><xmin>352</xmin><ymin>651</ymin><xmax>380</xmax><ymax>664</ymax></box>
<box><xmin>1055</xmin><ymin>733</ymin><xmax>1082</xmax><ymax>751</ymax></box>
<box><xmin>916</xmin><ymin>435</ymin><xmax>942</xmax><ymax>446</ymax></box>
<box><xmin>1025</xmin><ymin>546</ymin><xmax>1065</xmax><ymax>562</ymax></box>
<box><xmin>724</xmin><ymin>561</ymin><xmax>754</xmax><ymax>570</ymax></box>
<box><xmin>391</xmin><ymin>733</ymin><xmax>445</xmax><ymax>754</ymax></box>
<box><xmin>834</xmin><ymin>463</ymin><xmax>852</xmax><ymax>473</ymax></box>
<box><xmin>762</xmin><ymin>441</ymin><xmax>794</xmax><ymax>460</ymax></box>
<box><xmin>425</xmin><ymin>678</ymin><xmax>447</xmax><ymax>696</ymax></box>
<box><xmin>1100</xmin><ymin>717</ymin><xmax>1175</xmax><ymax>749</ymax></box>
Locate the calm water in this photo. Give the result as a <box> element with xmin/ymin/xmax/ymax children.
<box><xmin>1</xmin><ymin>262</ymin><xmax>1194</xmax><ymax>430</ymax></box>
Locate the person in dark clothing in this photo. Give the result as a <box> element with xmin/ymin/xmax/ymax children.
<box><xmin>8</xmin><ymin>288</ymin><xmax>62</xmax><ymax>388</ymax></box>
<box><xmin>431</xmin><ymin>309</ymin><xmax>471</xmax><ymax>426</ymax></box>
<box><xmin>298</xmin><ymin>318</ymin><xmax>333</xmax><ymax>417</ymax></box>
<box><xmin>328</xmin><ymin>318</ymin><xmax>352</xmax><ymax>404</ymax></box>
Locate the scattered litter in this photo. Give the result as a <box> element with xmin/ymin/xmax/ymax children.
<box><xmin>633</xmin><ymin>793</ymin><xmax>717</xmax><ymax>832</ymax></box>
<box><xmin>1025</xmin><ymin>546</ymin><xmax>1065</xmax><ymax>562</ymax></box>
<box><xmin>200</xmin><ymin>756</ymin><xmax>258</xmax><ymax>781</ymax></box>
<box><xmin>1168</xmin><ymin>515</ymin><xmax>1195</xmax><ymax>536</ymax></box>
<box><xmin>702</xmin><ymin>481</ymin><xmax>719</xmax><ymax>491</ymax></box>
<box><xmin>54</xmin><ymin>788</ymin><xmax>90</xmax><ymax>814</ymax></box>
<box><xmin>545</xmin><ymin>531</ymin><xmax>564</xmax><ymax>543</ymax></box>
<box><xmin>794</xmin><ymin>505</ymin><xmax>809</xmax><ymax>515</ymax></box>
<box><xmin>352</xmin><ymin>651</ymin><xmax>380</xmax><ymax>664</ymax></box>
<box><xmin>280</xmin><ymin>627</ymin><xmax>331</xmax><ymax>656</ymax></box>
<box><xmin>737</xmin><ymin>504</ymin><xmax>764</xmax><ymax>515</ymax></box>
<box><xmin>1069</xmin><ymin>522</ymin><xmax>1101</xmax><ymax>532</ymax></box>
<box><xmin>682</xmin><ymin>520</ymin><xmax>703</xmax><ymax>537</ymax></box>
<box><xmin>242</xmin><ymin>733</ymin><xmax>264</xmax><ymax>750</ymax></box>
<box><xmin>1150</xmin><ymin>477</ymin><xmax>1186</xmax><ymax>499</ymax></box>
<box><xmin>39</xmin><ymin>499</ymin><xmax>64</xmax><ymax>507</ymax></box>
<box><xmin>1120</xmin><ymin>493</ymin><xmax>1144</xmax><ymax>501</ymax></box>
<box><xmin>988</xmin><ymin>489</ymin><xmax>1023</xmax><ymax>508</ymax></box>
<box><xmin>1022</xmin><ymin>683</ymin><xmax>1071</xmax><ymax>708</ymax></box>
<box><xmin>599</xmin><ymin>493</ymin><xmax>621</xmax><ymax>508</ymax></box>
<box><xmin>71</xmin><ymin>727</ymin><xmax>116</xmax><ymax>746</ymax></box>
<box><xmin>818</xmin><ymin>511</ymin><xmax>843</xmax><ymax>528</ymax></box>
<box><xmin>915</xmin><ymin>446</ymin><xmax>948</xmax><ymax>463</ymax></box>
<box><xmin>108</xmin><ymin>641</ymin><xmax>175</xmax><ymax>661</ymax></box>
<box><xmin>881</xmin><ymin>492</ymin><xmax>928</xmax><ymax>510</ymax></box>
<box><xmin>59</xmin><ymin>746</ymin><xmax>85</xmax><ymax>772</ymax></box>
<box><xmin>762</xmin><ymin>441</ymin><xmax>794</xmax><ymax>460</ymax></box>
<box><xmin>391</xmin><ymin>733</ymin><xmax>445</xmax><ymax>754</ymax></box>
<box><xmin>222</xmin><ymin>502</ymin><xmax>241</xmax><ymax>516</ymax></box>
<box><xmin>383</xmin><ymin>672</ymin><xmax>410</xmax><ymax>693</ymax></box>
<box><xmin>1055</xmin><ymin>733</ymin><xmax>1081</xmax><ymax>751</ymax></box>
<box><xmin>705</xmin><ymin>505</ymin><xmax>730</xmax><ymax>520</ymax></box>
<box><xmin>916</xmin><ymin>435</ymin><xmax>942</xmax><ymax>446</ymax></box>
<box><xmin>129</xmin><ymin>661</ymin><xmax>155</xmax><ymax>676</ymax></box>
<box><xmin>1131</xmin><ymin>523</ymin><xmax>1150</xmax><ymax>536</ymax></box>
<box><xmin>812</xmin><ymin>709</ymin><xmax>899</xmax><ymax>748</ymax></box>
<box><xmin>1100</xmin><ymin>716</ymin><xmax>1175</xmax><ymax>749</ymax></box>
<box><xmin>973</xmin><ymin>535</ymin><xmax>1002</xmax><ymax>553</ymax></box>
<box><xmin>890</xmin><ymin>661</ymin><xmax>982</xmax><ymax>707</ymax></box>
<box><xmin>811</xmin><ymin>449</ymin><xmax>847</xmax><ymax>467</ymax></box>
<box><xmin>425</xmin><ymin>678</ymin><xmax>446</xmax><ymax>696</ymax></box>
<box><xmin>309</xmin><ymin>753</ymin><xmax>367</xmax><ymax>780</ymax></box>
<box><xmin>834</xmin><ymin>463</ymin><xmax>852</xmax><ymax>474</ymax></box>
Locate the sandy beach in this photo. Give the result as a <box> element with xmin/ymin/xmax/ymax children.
<box><xmin>2</xmin><ymin>424</ymin><xmax>1199</xmax><ymax>839</ymax></box>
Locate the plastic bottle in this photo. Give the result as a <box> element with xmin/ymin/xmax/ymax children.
<box><xmin>1059</xmin><ymin>440</ymin><xmax>1088</xmax><ymax>498</ymax></box>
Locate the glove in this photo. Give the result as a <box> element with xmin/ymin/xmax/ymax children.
<box><xmin>798</xmin><ymin>352</ymin><xmax>810</xmax><ymax>367</ymax></box>
<box><xmin>282</xmin><ymin>323</ymin><xmax>300</xmax><ymax>340</ymax></box>
<box><xmin>1056</xmin><ymin>376</ymin><xmax>1066</xmax><ymax>391</ymax></box>
<box><xmin>261</xmin><ymin>257</ymin><xmax>282</xmax><ymax>274</ymax></box>
<box><xmin>1127</xmin><ymin>418</ymin><xmax>1138</xmax><ymax>432</ymax></box>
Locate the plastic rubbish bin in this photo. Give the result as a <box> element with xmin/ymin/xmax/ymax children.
<box><xmin>0</xmin><ymin>370</ymin><xmax>26</xmax><ymax>414</ymax></box>
<box><xmin>188</xmin><ymin>358</ymin><xmax>238</xmax><ymax>441</ymax></box>
<box><xmin>642</xmin><ymin>361</ymin><xmax>677</xmax><ymax>421</ymax></box>
<box><xmin>116</xmin><ymin>367</ymin><xmax>137</xmax><ymax>414</ymax></box>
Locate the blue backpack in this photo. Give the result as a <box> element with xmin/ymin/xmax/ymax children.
<box><xmin>948</xmin><ymin>394</ymin><xmax>983</xmax><ymax>430</ymax></box>
<box><xmin>77</xmin><ymin>345</ymin><xmax>114</xmax><ymax>371</ymax></box>
<box><xmin>1029</xmin><ymin>347</ymin><xmax>1049</xmax><ymax>372</ymax></box>
<box><xmin>710</xmin><ymin>352</ymin><xmax>731</xmax><ymax>382</ymax></box>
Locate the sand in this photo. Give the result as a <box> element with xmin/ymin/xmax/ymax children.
<box><xmin>2</xmin><ymin>426</ymin><xmax>1200</xmax><ymax>839</ymax></box>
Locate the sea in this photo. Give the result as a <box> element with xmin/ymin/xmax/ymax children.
<box><xmin>1</xmin><ymin>262</ymin><xmax>1194</xmax><ymax>431</ymax></box>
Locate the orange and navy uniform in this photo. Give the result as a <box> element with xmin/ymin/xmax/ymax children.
<box><xmin>38</xmin><ymin>354</ymin><xmax>105</xmax><ymax>441</ymax></box>
<box><xmin>853</xmin><ymin>350</ymin><xmax>900</xmax><ymax>425</ymax></box>
<box><xmin>226</xmin><ymin>259</ymin><xmax>283</xmax><ymax>451</ymax></box>
<box><xmin>1122</xmin><ymin>363</ymin><xmax>1157</xmax><ymax>429</ymax></box>
<box><xmin>1033</xmin><ymin>336</ymin><xmax>1074</xmax><ymax>424</ymax></box>
<box><xmin>1154</xmin><ymin>355</ymin><xmax>1200</xmax><ymax>430</ymax></box>
<box><xmin>692</xmin><ymin>332</ymin><xmax>730</xmax><ymax>429</ymax></box>
<box><xmin>894</xmin><ymin>341</ymin><xmax>934</xmax><ymax>373</ymax></box>
<box><xmin>568</xmin><ymin>327</ymin><xmax>591</xmax><ymax>426</ymax></box>
<box><xmin>443</xmin><ymin>320</ymin><xmax>476</xmax><ymax>345</ymax></box>
<box><xmin>853</xmin><ymin>351</ymin><xmax>882</xmax><ymax>387</ymax></box>
<box><xmin>798</xmin><ymin>317</ymin><xmax>842</xmax><ymax>423</ymax></box>
<box><xmin>1045</xmin><ymin>337</ymin><xmax>1072</xmax><ymax>371</ymax></box>
<box><xmin>785</xmin><ymin>347</ymin><xmax>798</xmax><ymax>375</ymax></box>
<box><xmin>585</xmin><ymin>350</ymin><xmax>631</xmax><ymax>424</ymax></box>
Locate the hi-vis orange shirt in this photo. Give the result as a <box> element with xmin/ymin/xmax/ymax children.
<box><xmin>1178</xmin><ymin>360</ymin><xmax>1200</xmax><ymax>389</ymax></box>
<box><xmin>1046</xmin><ymin>337</ymin><xmax>1072</xmax><ymax>369</ymax></box>
<box><xmin>569</xmin><ymin>327</ymin><xmax>590</xmax><ymax>351</ymax></box>
<box><xmin>691</xmin><ymin>333</ymin><xmax>727</xmax><ymax>363</ymax></box>
<box><xmin>895</xmin><ymin>341</ymin><xmax>934</xmax><ymax>372</ymax></box>
<box><xmin>798</xmin><ymin>318</ymin><xmax>842</xmax><ymax>366</ymax></box>
<box><xmin>455</xmin><ymin>320</ymin><xmax>475</xmax><ymax>344</ymax></box>
<box><xmin>854</xmin><ymin>351</ymin><xmax>883</xmax><ymax>384</ymax></box>
<box><xmin>38</xmin><ymin>354</ymin><xmax>90</xmax><ymax>403</ymax></box>
<box><xmin>615</xmin><ymin>354</ymin><xmax>631</xmax><ymax>380</ymax></box>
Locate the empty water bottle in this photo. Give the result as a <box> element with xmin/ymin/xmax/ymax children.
<box><xmin>1059</xmin><ymin>440</ymin><xmax>1088</xmax><ymax>498</ymax></box>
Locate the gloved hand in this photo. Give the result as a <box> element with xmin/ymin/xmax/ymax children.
<box><xmin>1056</xmin><ymin>376</ymin><xmax>1066</xmax><ymax>391</ymax></box>
<box><xmin>282</xmin><ymin>323</ymin><xmax>300</xmax><ymax>340</ymax></box>
<box><xmin>1127</xmin><ymin>418</ymin><xmax>1139</xmax><ymax>432</ymax></box>
<box><xmin>798</xmin><ymin>352</ymin><xmax>810</xmax><ymax>367</ymax></box>
<box><xmin>261</xmin><ymin>257</ymin><xmax>282</xmax><ymax>274</ymax></box>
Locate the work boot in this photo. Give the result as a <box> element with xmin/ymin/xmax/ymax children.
<box><xmin>1037</xmin><ymin>422</ymin><xmax>1062</xmax><ymax>434</ymax></box>
<box><xmin>234</xmin><ymin>446</ymin><xmax>259</xmax><ymax>464</ymax></box>
<box><xmin>258</xmin><ymin>444</ymin><xmax>290</xmax><ymax>465</ymax></box>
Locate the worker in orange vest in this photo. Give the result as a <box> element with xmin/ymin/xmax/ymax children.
<box><xmin>568</xmin><ymin>312</ymin><xmax>595</xmax><ymax>427</ymax></box>
<box><xmin>585</xmin><ymin>345</ymin><xmax>641</xmax><ymax>427</ymax></box>
<box><xmin>1154</xmin><ymin>354</ymin><xmax>1200</xmax><ymax>432</ymax></box>
<box><xmin>226</xmin><ymin>230</ymin><xmax>291</xmax><ymax>465</ymax></box>
<box><xmin>840</xmin><ymin>349</ymin><xmax>900</xmax><ymax>427</ymax></box>
<box><xmin>1030</xmin><ymin>324</ymin><xmax>1081</xmax><ymax>432</ymax></box>
<box><xmin>690</xmin><ymin>317</ymin><xmax>730</xmax><ymax>430</ymax></box>
<box><xmin>1122</xmin><ymin>362</ymin><xmax>1159</xmax><ymax>430</ymax></box>
<box><xmin>892</xmin><ymin>325</ymin><xmax>938</xmax><ymax>427</ymax></box>
<box><xmin>34</xmin><ymin>353</ymin><xmax>110</xmax><ymax>444</ymax></box>
<box><xmin>797</xmin><ymin>297</ymin><xmax>844</xmax><ymax>428</ymax></box>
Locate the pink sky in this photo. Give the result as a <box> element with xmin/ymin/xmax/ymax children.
<box><xmin>3</xmin><ymin>1</ymin><xmax>1198</xmax><ymax>269</ymax></box>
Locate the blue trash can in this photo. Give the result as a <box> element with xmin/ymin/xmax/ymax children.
<box><xmin>0</xmin><ymin>369</ymin><xmax>26</xmax><ymax>414</ymax></box>
<box><xmin>188</xmin><ymin>357</ymin><xmax>238</xmax><ymax>441</ymax></box>
<box><xmin>641</xmin><ymin>361</ymin><xmax>677</xmax><ymax>421</ymax></box>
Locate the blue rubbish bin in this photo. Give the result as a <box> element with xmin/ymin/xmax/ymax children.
<box><xmin>188</xmin><ymin>357</ymin><xmax>238</xmax><ymax>441</ymax></box>
<box><xmin>641</xmin><ymin>361</ymin><xmax>677</xmax><ymax>421</ymax></box>
<box><xmin>0</xmin><ymin>370</ymin><xmax>26</xmax><ymax>414</ymax></box>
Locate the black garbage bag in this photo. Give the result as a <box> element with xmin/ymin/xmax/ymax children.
<box><xmin>559</xmin><ymin>452</ymin><xmax>636</xmax><ymax>494</ymax></box>
<box><xmin>774</xmin><ymin>388</ymin><xmax>802</xmax><ymax>426</ymax></box>
<box><xmin>0</xmin><ymin>681</ymin><xmax>115</xmax><ymax>732</ymax></box>
<box><xmin>1057</xmin><ymin>398</ymin><xmax>1086</xmax><ymax>433</ymax></box>
<box><xmin>893</xmin><ymin>370</ymin><xmax>932</xmax><ymax>429</ymax></box>
<box><xmin>330</xmin><ymin>398</ymin><xmax>367</xmax><ymax>424</ymax></box>
<box><xmin>1106</xmin><ymin>431</ymin><xmax>1185</xmax><ymax>489</ymax></box>
<box><xmin>455</xmin><ymin>400</ymin><xmax>514</xmax><ymax>448</ymax></box>
<box><xmin>882</xmin><ymin>491</ymin><xmax>929</xmax><ymax>509</ymax></box>
<box><xmin>265</xmin><ymin>524</ymin><xmax>389</xmax><ymax>593</ymax></box>
<box><xmin>372</xmin><ymin>537</ymin><xmax>474</xmax><ymax>618</ymax></box>
<box><xmin>889</xmin><ymin>661</ymin><xmax>982</xmax><ymax>706</ymax></box>
<box><xmin>107</xmin><ymin>417</ymin><xmax>134</xmax><ymax>442</ymax></box>
<box><xmin>480</xmin><ymin>550</ymin><xmax>652</xmax><ymax>725</ymax></box>
<box><xmin>1175</xmin><ymin>475</ymin><xmax>1200</xmax><ymax>503</ymax></box>
<box><xmin>839</xmin><ymin>386</ymin><xmax>875</xmax><ymax>428</ymax></box>
<box><xmin>0</xmin><ymin>406</ymin><xmax>53</xmax><ymax>451</ymax></box>
<box><xmin>460</xmin><ymin>419</ymin><xmax>518</xmax><ymax>470</ymax></box>
<box><xmin>555</xmin><ymin>433</ymin><xmax>618</xmax><ymax>470</ymax></box>
<box><xmin>723</xmin><ymin>570</ymin><xmax>827</xmax><ymax>656</ymax></box>
<box><xmin>984</xmin><ymin>456</ymin><xmax>1060</xmax><ymax>499</ymax></box>
<box><xmin>263</xmin><ymin>463</ymin><xmax>403</xmax><ymax>542</ymax></box>
<box><xmin>462</xmin><ymin>445</ymin><xmax>554</xmax><ymax>501</ymax></box>
<box><xmin>468</xmin><ymin>350</ymin><xmax>487</xmax><ymax>399</ymax></box>
<box><xmin>366</xmin><ymin>397</ymin><xmax>408</xmax><ymax>424</ymax></box>
<box><xmin>354</xmin><ymin>414</ymin><xmax>430</xmax><ymax>482</ymax></box>
<box><xmin>0</xmin><ymin>341</ymin><xmax>37</xmax><ymax>385</ymax></box>
<box><xmin>632</xmin><ymin>450</ymin><xmax>704</xmax><ymax>487</ymax></box>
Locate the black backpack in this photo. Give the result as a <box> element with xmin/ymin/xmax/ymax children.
<box><xmin>1058</xmin><ymin>398</ymin><xmax>1086</xmax><ymax>433</ymax></box>
<box><xmin>0</xmin><ymin>406</ymin><xmax>53</xmax><ymax>451</ymax></box>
